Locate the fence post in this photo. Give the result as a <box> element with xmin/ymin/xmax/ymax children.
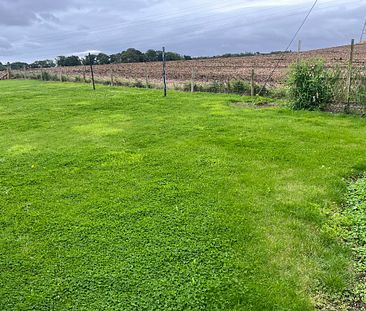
<box><xmin>162</xmin><ymin>47</ymin><xmax>167</xmax><ymax>97</ymax></box>
<box><xmin>251</xmin><ymin>68</ymin><xmax>255</xmax><ymax>97</ymax></box>
<box><xmin>144</xmin><ymin>63</ymin><xmax>149</xmax><ymax>89</ymax></box>
<box><xmin>89</xmin><ymin>53</ymin><xmax>96</xmax><ymax>90</ymax></box>
<box><xmin>191</xmin><ymin>68</ymin><xmax>195</xmax><ymax>93</ymax></box>
<box><xmin>297</xmin><ymin>40</ymin><xmax>302</xmax><ymax>62</ymax></box>
<box><xmin>23</xmin><ymin>65</ymin><xmax>27</xmax><ymax>79</ymax></box>
<box><xmin>110</xmin><ymin>69</ymin><xmax>114</xmax><ymax>86</ymax></box>
<box><xmin>59</xmin><ymin>68</ymin><xmax>63</xmax><ymax>82</ymax></box>
<box><xmin>83</xmin><ymin>66</ymin><xmax>86</xmax><ymax>83</ymax></box>
<box><xmin>345</xmin><ymin>38</ymin><xmax>355</xmax><ymax>112</ymax></box>
<box><xmin>7</xmin><ymin>64</ymin><xmax>11</xmax><ymax>79</ymax></box>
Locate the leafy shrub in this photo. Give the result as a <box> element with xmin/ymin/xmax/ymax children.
<box><xmin>267</xmin><ymin>87</ymin><xmax>288</xmax><ymax>99</ymax></box>
<box><xmin>287</xmin><ymin>59</ymin><xmax>334</xmax><ymax>110</ymax></box>
<box><xmin>229</xmin><ymin>80</ymin><xmax>250</xmax><ymax>95</ymax></box>
<box><xmin>41</xmin><ymin>72</ymin><xmax>59</xmax><ymax>81</ymax></box>
<box><xmin>132</xmin><ymin>80</ymin><xmax>145</xmax><ymax>88</ymax></box>
<box><xmin>74</xmin><ymin>76</ymin><xmax>83</xmax><ymax>82</ymax></box>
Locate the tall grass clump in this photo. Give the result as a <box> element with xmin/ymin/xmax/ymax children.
<box><xmin>287</xmin><ymin>59</ymin><xmax>334</xmax><ymax>110</ymax></box>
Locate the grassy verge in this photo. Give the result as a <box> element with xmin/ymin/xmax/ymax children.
<box><xmin>318</xmin><ymin>175</ymin><xmax>366</xmax><ymax>309</ymax></box>
<box><xmin>0</xmin><ymin>80</ymin><xmax>366</xmax><ymax>310</ymax></box>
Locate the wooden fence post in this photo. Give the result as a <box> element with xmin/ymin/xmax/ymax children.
<box><xmin>83</xmin><ymin>66</ymin><xmax>86</xmax><ymax>83</ymax></box>
<box><xmin>297</xmin><ymin>40</ymin><xmax>302</xmax><ymax>62</ymax></box>
<box><xmin>144</xmin><ymin>63</ymin><xmax>149</xmax><ymax>89</ymax></box>
<box><xmin>110</xmin><ymin>69</ymin><xmax>114</xmax><ymax>86</ymax></box>
<box><xmin>162</xmin><ymin>47</ymin><xmax>167</xmax><ymax>97</ymax></box>
<box><xmin>191</xmin><ymin>68</ymin><xmax>195</xmax><ymax>93</ymax></box>
<box><xmin>251</xmin><ymin>68</ymin><xmax>255</xmax><ymax>97</ymax></box>
<box><xmin>346</xmin><ymin>39</ymin><xmax>355</xmax><ymax>112</ymax></box>
<box><xmin>7</xmin><ymin>64</ymin><xmax>11</xmax><ymax>79</ymax></box>
<box><xmin>89</xmin><ymin>53</ymin><xmax>96</xmax><ymax>90</ymax></box>
<box><xmin>23</xmin><ymin>65</ymin><xmax>27</xmax><ymax>79</ymax></box>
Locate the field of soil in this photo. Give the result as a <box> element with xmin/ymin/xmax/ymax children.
<box><xmin>20</xmin><ymin>42</ymin><xmax>366</xmax><ymax>86</ymax></box>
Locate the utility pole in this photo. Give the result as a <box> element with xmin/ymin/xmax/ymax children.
<box><xmin>360</xmin><ymin>20</ymin><xmax>366</xmax><ymax>43</ymax></box>
<box><xmin>162</xmin><ymin>47</ymin><xmax>167</xmax><ymax>97</ymax></box>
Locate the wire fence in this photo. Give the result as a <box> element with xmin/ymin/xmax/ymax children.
<box><xmin>7</xmin><ymin>42</ymin><xmax>366</xmax><ymax>112</ymax></box>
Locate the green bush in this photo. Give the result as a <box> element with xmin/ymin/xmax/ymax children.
<box><xmin>267</xmin><ymin>87</ymin><xmax>287</xmax><ymax>99</ymax></box>
<box><xmin>229</xmin><ymin>80</ymin><xmax>250</xmax><ymax>95</ymax></box>
<box><xmin>74</xmin><ymin>76</ymin><xmax>84</xmax><ymax>83</ymax></box>
<box><xmin>287</xmin><ymin>59</ymin><xmax>334</xmax><ymax>110</ymax></box>
<box><xmin>41</xmin><ymin>72</ymin><xmax>59</xmax><ymax>81</ymax></box>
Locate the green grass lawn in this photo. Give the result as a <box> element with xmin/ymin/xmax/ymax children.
<box><xmin>0</xmin><ymin>80</ymin><xmax>365</xmax><ymax>310</ymax></box>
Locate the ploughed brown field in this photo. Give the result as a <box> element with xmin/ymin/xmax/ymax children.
<box><xmin>20</xmin><ymin>42</ymin><xmax>366</xmax><ymax>87</ymax></box>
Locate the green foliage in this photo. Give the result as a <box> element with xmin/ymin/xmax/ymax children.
<box><xmin>349</xmin><ymin>71</ymin><xmax>366</xmax><ymax>105</ymax></box>
<box><xmin>287</xmin><ymin>59</ymin><xmax>334</xmax><ymax>110</ymax></box>
<box><xmin>57</xmin><ymin>55</ymin><xmax>82</xmax><ymax>67</ymax></box>
<box><xmin>74</xmin><ymin>76</ymin><xmax>84</xmax><ymax>82</ymax></box>
<box><xmin>96</xmin><ymin>53</ymin><xmax>110</xmax><ymax>65</ymax></box>
<box><xmin>144</xmin><ymin>49</ymin><xmax>159</xmax><ymax>62</ymax></box>
<box><xmin>40</xmin><ymin>72</ymin><xmax>60</xmax><ymax>81</ymax></box>
<box><xmin>322</xmin><ymin>176</ymin><xmax>366</xmax><ymax>308</ymax></box>
<box><xmin>344</xmin><ymin>177</ymin><xmax>366</xmax><ymax>278</ymax></box>
<box><xmin>120</xmin><ymin>48</ymin><xmax>144</xmax><ymax>63</ymax></box>
<box><xmin>183</xmin><ymin>79</ymin><xmax>267</xmax><ymax>96</ymax></box>
<box><xmin>165</xmin><ymin>52</ymin><xmax>183</xmax><ymax>61</ymax></box>
<box><xmin>10</xmin><ymin>62</ymin><xmax>28</xmax><ymax>70</ymax></box>
<box><xmin>229</xmin><ymin>80</ymin><xmax>251</xmax><ymax>94</ymax></box>
<box><xmin>82</xmin><ymin>54</ymin><xmax>97</xmax><ymax>66</ymax></box>
<box><xmin>30</xmin><ymin>60</ymin><xmax>56</xmax><ymax>69</ymax></box>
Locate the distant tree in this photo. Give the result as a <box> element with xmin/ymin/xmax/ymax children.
<box><xmin>10</xmin><ymin>62</ymin><xmax>29</xmax><ymax>70</ymax></box>
<box><xmin>184</xmin><ymin>55</ymin><xmax>192</xmax><ymax>60</ymax></box>
<box><xmin>144</xmin><ymin>49</ymin><xmax>158</xmax><ymax>62</ymax></box>
<box><xmin>30</xmin><ymin>60</ymin><xmax>55</xmax><ymax>68</ymax></box>
<box><xmin>57</xmin><ymin>55</ymin><xmax>81</xmax><ymax>67</ymax></box>
<box><xmin>82</xmin><ymin>54</ymin><xmax>97</xmax><ymax>66</ymax></box>
<box><xmin>96</xmin><ymin>53</ymin><xmax>110</xmax><ymax>65</ymax></box>
<box><xmin>66</xmin><ymin>56</ymin><xmax>82</xmax><ymax>66</ymax></box>
<box><xmin>120</xmin><ymin>48</ymin><xmax>144</xmax><ymax>63</ymax></box>
<box><xmin>0</xmin><ymin>62</ymin><xmax>6</xmax><ymax>71</ymax></box>
<box><xmin>165</xmin><ymin>52</ymin><xmax>183</xmax><ymax>61</ymax></box>
<box><xmin>110</xmin><ymin>53</ymin><xmax>121</xmax><ymax>64</ymax></box>
<box><xmin>156</xmin><ymin>51</ymin><xmax>163</xmax><ymax>61</ymax></box>
<box><xmin>56</xmin><ymin>56</ymin><xmax>66</xmax><ymax>67</ymax></box>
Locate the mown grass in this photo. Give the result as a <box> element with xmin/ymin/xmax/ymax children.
<box><xmin>0</xmin><ymin>80</ymin><xmax>365</xmax><ymax>310</ymax></box>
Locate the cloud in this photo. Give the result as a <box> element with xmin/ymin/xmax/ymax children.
<box><xmin>0</xmin><ymin>0</ymin><xmax>364</xmax><ymax>63</ymax></box>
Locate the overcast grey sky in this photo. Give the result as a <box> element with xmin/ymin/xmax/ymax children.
<box><xmin>0</xmin><ymin>0</ymin><xmax>365</xmax><ymax>63</ymax></box>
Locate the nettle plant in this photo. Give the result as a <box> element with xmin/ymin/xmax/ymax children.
<box><xmin>287</xmin><ymin>59</ymin><xmax>335</xmax><ymax>110</ymax></box>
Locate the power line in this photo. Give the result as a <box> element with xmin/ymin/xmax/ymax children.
<box><xmin>360</xmin><ymin>19</ymin><xmax>366</xmax><ymax>43</ymax></box>
<box><xmin>9</xmin><ymin>0</ymin><xmax>346</xmax><ymax>60</ymax></box>
<box><xmin>257</xmin><ymin>0</ymin><xmax>319</xmax><ymax>96</ymax></box>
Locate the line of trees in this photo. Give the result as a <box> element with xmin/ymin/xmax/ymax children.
<box><xmin>0</xmin><ymin>48</ymin><xmax>293</xmax><ymax>71</ymax></box>
<box><xmin>0</xmin><ymin>48</ymin><xmax>192</xmax><ymax>70</ymax></box>
<box><xmin>57</xmin><ymin>48</ymin><xmax>191</xmax><ymax>67</ymax></box>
